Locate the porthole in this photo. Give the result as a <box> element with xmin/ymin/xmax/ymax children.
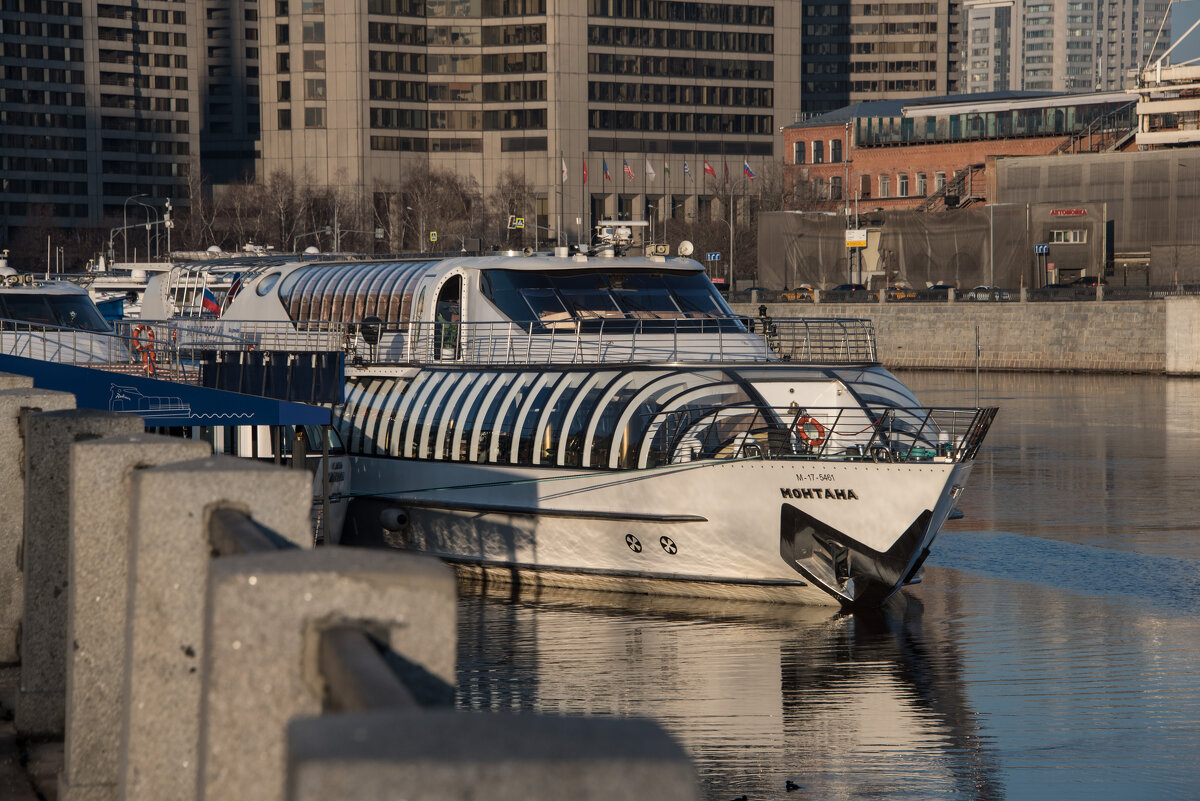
<box><xmin>256</xmin><ymin>272</ymin><xmax>281</xmax><ymax>296</ymax></box>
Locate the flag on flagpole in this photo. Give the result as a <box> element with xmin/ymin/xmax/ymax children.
<box><xmin>664</xmin><ymin>159</ymin><xmax>671</xmax><ymax>180</ymax></box>
<box><xmin>562</xmin><ymin>157</ymin><xmax>567</xmax><ymax>182</ymax></box>
<box><xmin>703</xmin><ymin>160</ymin><xmax>716</xmax><ymax>177</ymax></box>
<box><xmin>645</xmin><ymin>158</ymin><xmax>656</xmax><ymax>182</ymax></box>
<box><xmin>623</xmin><ymin>159</ymin><xmax>635</xmax><ymax>181</ymax></box>
<box><xmin>743</xmin><ymin>160</ymin><xmax>756</xmax><ymax>181</ymax></box>
<box><xmin>201</xmin><ymin>286</ymin><xmax>221</xmax><ymax>316</ymax></box>
<box><xmin>683</xmin><ymin>160</ymin><xmax>692</xmax><ymax>180</ymax></box>
<box><xmin>602</xmin><ymin>158</ymin><xmax>611</xmax><ymax>181</ymax></box>
<box><xmin>723</xmin><ymin>159</ymin><xmax>729</xmax><ymax>181</ymax></box>
<box><xmin>583</xmin><ymin>157</ymin><xmax>588</xmax><ymax>184</ymax></box>
<box><xmin>225</xmin><ymin>272</ymin><xmax>244</xmax><ymax>304</ymax></box>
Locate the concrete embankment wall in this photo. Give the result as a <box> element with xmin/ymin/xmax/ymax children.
<box><xmin>732</xmin><ymin>297</ymin><xmax>1200</xmax><ymax>375</ymax></box>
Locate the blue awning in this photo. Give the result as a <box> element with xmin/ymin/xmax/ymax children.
<box><xmin>0</xmin><ymin>354</ymin><xmax>332</xmax><ymax>427</ymax></box>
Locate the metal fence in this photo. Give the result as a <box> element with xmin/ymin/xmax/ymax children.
<box><xmin>741</xmin><ymin>284</ymin><xmax>1200</xmax><ymax>305</ymax></box>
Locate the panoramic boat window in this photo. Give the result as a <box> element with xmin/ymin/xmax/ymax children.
<box><xmin>480</xmin><ymin>269</ymin><xmax>740</xmax><ymax>331</ymax></box>
<box><xmin>0</xmin><ymin>293</ymin><xmax>111</xmax><ymax>332</ymax></box>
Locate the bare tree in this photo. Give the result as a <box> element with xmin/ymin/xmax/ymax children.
<box><xmin>396</xmin><ymin>167</ymin><xmax>480</xmax><ymax>252</ymax></box>
<box><xmin>486</xmin><ymin>171</ymin><xmax>536</xmax><ymax>250</ymax></box>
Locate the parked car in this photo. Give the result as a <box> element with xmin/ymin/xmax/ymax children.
<box><xmin>738</xmin><ymin>286</ymin><xmax>776</xmax><ymax>301</ymax></box>
<box><xmin>919</xmin><ymin>283</ymin><xmax>957</xmax><ymax>299</ymax></box>
<box><xmin>831</xmin><ymin>283</ymin><xmax>868</xmax><ymax>292</ymax></box>
<box><xmin>965</xmin><ymin>285</ymin><xmax>1012</xmax><ymax>301</ymax></box>
<box><xmin>886</xmin><ymin>284</ymin><xmax>916</xmax><ymax>300</ymax></box>
<box><xmin>1071</xmin><ymin>275</ymin><xmax>1108</xmax><ymax>286</ymax></box>
<box><xmin>780</xmin><ymin>284</ymin><xmax>814</xmax><ymax>302</ymax></box>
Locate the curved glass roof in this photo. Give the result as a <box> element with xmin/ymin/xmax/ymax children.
<box><xmin>276</xmin><ymin>261</ymin><xmax>442</xmax><ymax>324</ymax></box>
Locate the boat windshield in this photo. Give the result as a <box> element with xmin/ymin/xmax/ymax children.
<box><xmin>480</xmin><ymin>269</ymin><xmax>740</xmax><ymax>332</ymax></box>
<box><xmin>0</xmin><ymin>292</ymin><xmax>112</xmax><ymax>332</ymax></box>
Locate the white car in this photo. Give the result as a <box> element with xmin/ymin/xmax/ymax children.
<box><xmin>966</xmin><ymin>285</ymin><xmax>1011</xmax><ymax>301</ymax></box>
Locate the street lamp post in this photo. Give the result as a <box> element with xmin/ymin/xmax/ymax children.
<box><xmin>123</xmin><ymin>193</ymin><xmax>148</xmax><ymax>262</ymax></box>
<box><xmin>136</xmin><ymin>200</ymin><xmax>159</xmax><ymax>260</ymax></box>
<box><xmin>723</xmin><ymin>200</ymin><xmax>734</xmax><ymax>295</ymax></box>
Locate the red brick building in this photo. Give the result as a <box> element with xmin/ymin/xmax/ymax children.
<box><xmin>782</xmin><ymin>91</ymin><xmax>1136</xmax><ymax>212</ymax></box>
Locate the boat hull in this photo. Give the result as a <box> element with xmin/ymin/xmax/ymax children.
<box><xmin>343</xmin><ymin>455</ymin><xmax>972</xmax><ymax>608</ymax></box>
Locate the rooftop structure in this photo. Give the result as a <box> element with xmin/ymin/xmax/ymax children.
<box><xmin>783</xmin><ymin>90</ymin><xmax>1136</xmax><ymax>211</ymax></box>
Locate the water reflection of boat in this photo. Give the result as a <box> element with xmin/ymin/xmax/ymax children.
<box><xmin>456</xmin><ymin>583</ymin><xmax>1001</xmax><ymax>800</ymax></box>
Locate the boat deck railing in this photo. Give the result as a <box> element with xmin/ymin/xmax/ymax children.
<box><xmin>645</xmin><ymin>403</ymin><xmax>997</xmax><ymax>469</ymax></box>
<box><xmin>350</xmin><ymin>316</ymin><xmax>876</xmax><ymax>367</ymax></box>
<box><xmin>0</xmin><ymin>314</ymin><xmax>878</xmax><ymax>376</ymax></box>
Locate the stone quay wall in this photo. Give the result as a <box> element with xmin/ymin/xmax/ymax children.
<box><xmin>732</xmin><ymin>296</ymin><xmax>1200</xmax><ymax>375</ymax></box>
<box><xmin>0</xmin><ymin>377</ymin><xmax>700</xmax><ymax>801</ymax></box>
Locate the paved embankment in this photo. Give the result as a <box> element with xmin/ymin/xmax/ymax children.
<box><xmin>731</xmin><ymin>296</ymin><xmax>1200</xmax><ymax>375</ymax></box>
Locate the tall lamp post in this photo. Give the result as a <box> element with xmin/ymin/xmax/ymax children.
<box><xmin>722</xmin><ymin>199</ymin><xmax>734</xmax><ymax>296</ymax></box>
<box><xmin>123</xmin><ymin>193</ymin><xmax>147</xmax><ymax>262</ymax></box>
<box><xmin>136</xmin><ymin>200</ymin><xmax>159</xmax><ymax>260</ymax></box>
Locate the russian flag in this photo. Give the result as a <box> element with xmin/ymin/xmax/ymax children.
<box><xmin>227</xmin><ymin>272</ymin><xmax>244</xmax><ymax>301</ymax></box>
<box><xmin>201</xmin><ymin>286</ymin><xmax>221</xmax><ymax>316</ymax></box>
<box><xmin>743</xmin><ymin>160</ymin><xmax>756</xmax><ymax>181</ymax></box>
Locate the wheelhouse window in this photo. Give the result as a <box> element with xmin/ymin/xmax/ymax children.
<box><xmin>0</xmin><ymin>293</ymin><xmax>112</xmax><ymax>331</ymax></box>
<box><xmin>479</xmin><ymin>269</ymin><xmax>739</xmax><ymax>331</ymax></box>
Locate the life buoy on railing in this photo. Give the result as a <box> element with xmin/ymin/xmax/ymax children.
<box><xmin>796</xmin><ymin>416</ymin><xmax>827</xmax><ymax>448</ymax></box>
<box><xmin>132</xmin><ymin>324</ymin><xmax>157</xmax><ymax>376</ymax></box>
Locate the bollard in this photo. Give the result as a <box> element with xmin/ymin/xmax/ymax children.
<box><xmin>59</xmin><ymin>433</ymin><xmax>210</xmax><ymax>801</ymax></box>
<box><xmin>0</xmin><ymin>388</ymin><xmax>75</xmax><ymax>665</ymax></box>
<box><xmin>17</xmin><ymin>410</ymin><xmax>143</xmax><ymax>730</ymax></box>
<box><xmin>286</xmin><ymin>710</ymin><xmax>702</xmax><ymax>801</ymax></box>
<box><xmin>0</xmin><ymin>372</ymin><xmax>33</xmax><ymax>390</ymax></box>
<box><xmin>200</xmin><ymin>547</ymin><xmax>457</xmax><ymax>801</ymax></box>
<box><xmin>120</xmin><ymin>456</ymin><xmax>312</xmax><ymax>801</ymax></box>
<box><xmin>16</xmin><ymin>409</ymin><xmax>141</xmax><ymax>737</ymax></box>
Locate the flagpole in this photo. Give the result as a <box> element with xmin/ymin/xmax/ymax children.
<box><xmin>558</xmin><ymin>150</ymin><xmax>564</xmax><ymax>247</ymax></box>
<box><xmin>582</xmin><ymin>151</ymin><xmax>587</xmax><ymax>246</ymax></box>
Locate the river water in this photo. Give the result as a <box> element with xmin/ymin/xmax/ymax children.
<box><xmin>453</xmin><ymin>372</ymin><xmax>1200</xmax><ymax>800</ymax></box>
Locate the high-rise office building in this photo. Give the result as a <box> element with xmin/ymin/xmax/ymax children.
<box><xmin>963</xmin><ymin>0</ymin><xmax>1171</xmax><ymax>93</ymax></box>
<box><xmin>258</xmin><ymin>0</ymin><xmax>802</xmax><ymax>242</ymax></box>
<box><xmin>799</xmin><ymin>0</ymin><xmax>963</xmax><ymax>119</ymax></box>
<box><xmin>0</xmin><ymin>1</ymin><xmax>261</xmax><ymax>249</ymax></box>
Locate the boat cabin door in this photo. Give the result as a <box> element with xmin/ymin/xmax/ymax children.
<box><xmin>433</xmin><ymin>274</ymin><xmax>461</xmax><ymax>360</ymax></box>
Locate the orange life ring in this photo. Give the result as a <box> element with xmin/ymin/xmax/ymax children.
<box><xmin>132</xmin><ymin>325</ymin><xmax>157</xmax><ymax>375</ymax></box>
<box><xmin>796</xmin><ymin>416</ymin><xmax>827</xmax><ymax>448</ymax></box>
<box><xmin>132</xmin><ymin>324</ymin><xmax>155</xmax><ymax>353</ymax></box>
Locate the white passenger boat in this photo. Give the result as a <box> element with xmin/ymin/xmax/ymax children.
<box><xmin>141</xmin><ymin>234</ymin><xmax>996</xmax><ymax>609</ymax></box>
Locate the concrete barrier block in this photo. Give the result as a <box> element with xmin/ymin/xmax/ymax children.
<box><xmin>121</xmin><ymin>456</ymin><xmax>313</xmax><ymax>801</ymax></box>
<box><xmin>1165</xmin><ymin>296</ymin><xmax>1200</xmax><ymax>375</ymax></box>
<box><xmin>59</xmin><ymin>433</ymin><xmax>210</xmax><ymax>801</ymax></box>
<box><xmin>201</xmin><ymin>548</ymin><xmax>456</xmax><ymax>801</ymax></box>
<box><xmin>16</xmin><ymin>409</ymin><xmax>139</xmax><ymax>736</ymax></box>
<box><xmin>286</xmin><ymin>710</ymin><xmax>701</xmax><ymax>801</ymax></box>
<box><xmin>0</xmin><ymin>372</ymin><xmax>33</xmax><ymax>390</ymax></box>
<box><xmin>0</xmin><ymin>389</ymin><xmax>74</xmax><ymax>665</ymax></box>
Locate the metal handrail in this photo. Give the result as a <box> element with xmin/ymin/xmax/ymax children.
<box><xmin>4</xmin><ymin>313</ymin><xmax>878</xmax><ymax>374</ymax></box>
<box><xmin>644</xmin><ymin>403</ymin><xmax>996</xmax><ymax>468</ymax></box>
